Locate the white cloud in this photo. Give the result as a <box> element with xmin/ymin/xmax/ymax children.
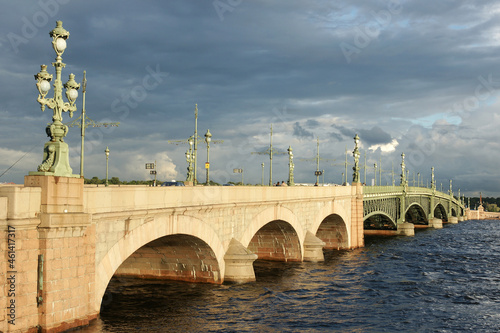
<box><xmin>369</xmin><ymin>139</ymin><xmax>399</xmax><ymax>153</ymax></box>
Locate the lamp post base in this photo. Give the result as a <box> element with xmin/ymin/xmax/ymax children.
<box><xmin>30</xmin><ymin>141</ymin><xmax>79</xmax><ymax>178</ymax></box>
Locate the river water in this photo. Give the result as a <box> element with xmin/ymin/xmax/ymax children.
<box><xmin>80</xmin><ymin>219</ymin><xmax>500</xmax><ymax>332</ymax></box>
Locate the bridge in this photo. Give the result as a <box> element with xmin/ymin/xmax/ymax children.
<box><xmin>0</xmin><ymin>175</ymin><xmax>469</xmax><ymax>332</ymax></box>
<box><xmin>364</xmin><ymin>185</ymin><xmax>465</xmax><ymax>236</ymax></box>
<box><xmin>2</xmin><ymin>176</ymin><xmax>368</xmax><ymax>332</ymax></box>
<box><xmin>0</xmin><ymin>174</ymin><xmax>468</xmax><ymax>332</ymax></box>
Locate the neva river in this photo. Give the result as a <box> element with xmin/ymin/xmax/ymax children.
<box><xmin>81</xmin><ymin>219</ymin><xmax>500</xmax><ymax>332</ymax></box>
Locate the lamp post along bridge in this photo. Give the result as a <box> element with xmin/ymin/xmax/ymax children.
<box><xmin>251</xmin><ymin>124</ymin><xmax>287</xmax><ymax>186</ymax></box>
<box><xmin>168</xmin><ymin>105</ymin><xmax>222</xmax><ymax>185</ymax></box>
<box><xmin>65</xmin><ymin>71</ymin><xmax>120</xmax><ymax>178</ymax></box>
<box><xmin>299</xmin><ymin>137</ymin><xmax>335</xmax><ymax>185</ymax></box>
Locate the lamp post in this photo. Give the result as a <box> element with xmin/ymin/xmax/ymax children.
<box><xmin>352</xmin><ymin>134</ymin><xmax>360</xmax><ymax>183</ymax></box>
<box><xmin>287</xmin><ymin>146</ymin><xmax>294</xmax><ymax>186</ymax></box>
<box><xmin>33</xmin><ymin>21</ymin><xmax>80</xmax><ymax>177</ymax></box>
<box><xmin>316</xmin><ymin>139</ymin><xmax>320</xmax><ymax>184</ymax></box>
<box><xmin>105</xmin><ymin>146</ymin><xmax>109</xmax><ymax>187</ymax></box>
<box><xmin>204</xmin><ymin>129</ymin><xmax>212</xmax><ymax>185</ymax></box>
<box><xmin>64</xmin><ymin>71</ymin><xmax>120</xmax><ymax>179</ymax></box>
<box><xmin>251</xmin><ymin>124</ymin><xmax>287</xmax><ymax>186</ymax></box>
<box><xmin>431</xmin><ymin>167</ymin><xmax>436</xmax><ymax>190</ymax></box>
<box><xmin>261</xmin><ymin>163</ymin><xmax>265</xmax><ymax>186</ymax></box>
<box><xmin>400</xmin><ymin>153</ymin><xmax>407</xmax><ymax>186</ymax></box>
<box><xmin>185</xmin><ymin>136</ymin><xmax>195</xmax><ymax>183</ymax></box>
<box><xmin>373</xmin><ymin>163</ymin><xmax>377</xmax><ymax>186</ymax></box>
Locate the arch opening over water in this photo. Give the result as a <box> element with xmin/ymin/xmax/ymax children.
<box><xmin>405</xmin><ymin>203</ymin><xmax>427</xmax><ymax>225</ymax></box>
<box><xmin>434</xmin><ymin>203</ymin><xmax>448</xmax><ymax>222</ymax></box>
<box><xmin>364</xmin><ymin>213</ymin><xmax>396</xmax><ymax>230</ymax></box>
<box><xmin>316</xmin><ymin>214</ymin><xmax>348</xmax><ymax>250</ymax></box>
<box><xmin>114</xmin><ymin>234</ymin><xmax>221</xmax><ymax>283</ymax></box>
<box><xmin>95</xmin><ymin>214</ymin><xmax>226</xmax><ymax>312</ymax></box>
<box><xmin>247</xmin><ymin>220</ymin><xmax>301</xmax><ymax>262</ymax></box>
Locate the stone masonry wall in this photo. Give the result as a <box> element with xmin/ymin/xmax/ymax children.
<box><xmin>37</xmin><ymin>224</ymin><xmax>97</xmax><ymax>332</ymax></box>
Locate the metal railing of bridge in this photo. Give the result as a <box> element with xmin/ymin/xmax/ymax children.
<box><xmin>363</xmin><ymin>185</ymin><xmax>464</xmax><ymax>208</ymax></box>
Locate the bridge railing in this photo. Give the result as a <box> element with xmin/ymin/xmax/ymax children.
<box><xmin>363</xmin><ymin>185</ymin><xmax>464</xmax><ymax>209</ymax></box>
<box><xmin>363</xmin><ymin>185</ymin><xmax>401</xmax><ymax>195</ymax></box>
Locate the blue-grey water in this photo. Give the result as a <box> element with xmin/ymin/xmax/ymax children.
<box><xmin>80</xmin><ymin>219</ymin><xmax>500</xmax><ymax>332</ymax></box>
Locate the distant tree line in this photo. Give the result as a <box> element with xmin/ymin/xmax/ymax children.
<box><xmin>83</xmin><ymin>178</ymin><xmax>263</xmax><ymax>186</ymax></box>
<box><xmin>84</xmin><ymin>177</ymin><xmax>155</xmax><ymax>186</ymax></box>
<box><xmin>467</xmin><ymin>197</ymin><xmax>500</xmax><ymax>212</ymax></box>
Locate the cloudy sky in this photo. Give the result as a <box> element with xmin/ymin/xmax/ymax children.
<box><xmin>1</xmin><ymin>0</ymin><xmax>500</xmax><ymax>197</ymax></box>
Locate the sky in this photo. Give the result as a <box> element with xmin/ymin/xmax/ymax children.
<box><xmin>1</xmin><ymin>0</ymin><xmax>500</xmax><ymax>197</ymax></box>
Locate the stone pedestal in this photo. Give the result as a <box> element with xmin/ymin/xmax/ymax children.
<box><xmin>448</xmin><ymin>216</ymin><xmax>458</xmax><ymax>224</ymax></box>
<box><xmin>350</xmin><ymin>182</ymin><xmax>365</xmax><ymax>248</ymax></box>
<box><xmin>29</xmin><ymin>141</ymin><xmax>80</xmax><ymax>178</ymax></box>
<box><xmin>22</xmin><ymin>175</ymin><xmax>97</xmax><ymax>332</ymax></box>
<box><xmin>24</xmin><ymin>175</ymin><xmax>84</xmax><ymax>213</ymax></box>
<box><xmin>224</xmin><ymin>238</ymin><xmax>258</xmax><ymax>283</ymax></box>
<box><xmin>303</xmin><ymin>231</ymin><xmax>325</xmax><ymax>262</ymax></box>
<box><xmin>458</xmin><ymin>216</ymin><xmax>464</xmax><ymax>222</ymax></box>
<box><xmin>429</xmin><ymin>218</ymin><xmax>443</xmax><ymax>229</ymax></box>
<box><xmin>396</xmin><ymin>222</ymin><xmax>414</xmax><ymax>236</ymax></box>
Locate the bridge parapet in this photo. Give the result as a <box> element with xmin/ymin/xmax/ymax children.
<box><xmin>83</xmin><ymin>185</ymin><xmax>356</xmax><ymax>214</ymax></box>
<box><xmin>0</xmin><ymin>185</ymin><xmax>41</xmax><ymax>220</ymax></box>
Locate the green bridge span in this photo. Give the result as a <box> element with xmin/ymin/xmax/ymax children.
<box><xmin>363</xmin><ymin>185</ymin><xmax>465</xmax><ymax>234</ymax></box>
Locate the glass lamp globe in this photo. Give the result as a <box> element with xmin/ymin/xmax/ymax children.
<box><xmin>68</xmin><ymin>88</ymin><xmax>78</xmax><ymax>101</ymax></box>
<box><xmin>40</xmin><ymin>80</ymin><xmax>51</xmax><ymax>94</ymax></box>
<box><xmin>55</xmin><ymin>38</ymin><xmax>67</xmax><ymax>53</ymax></box>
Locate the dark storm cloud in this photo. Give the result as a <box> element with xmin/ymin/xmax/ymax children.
<box><xmin>358</xmin><ymin>126</ymin><xmax>393</xmax><ymax>146</ymax></box>
<box><xmin>293</xmin><ymin>122</ymin><xmax>314</xmax><ymax>138</ymax></box>
<box><xmin>331</xmin><ymin>125</ymin><xmax>392</xmax><ymax>146</ymax></box>
<box><xmin>306</xmin><ymin>119</ymin><xmax>320</xmax><ymax>128</ymax></box>
<box><xmin>331</xmin><ymin>124</ymin><xmax>355</xmax><ymax>138</ymax></box>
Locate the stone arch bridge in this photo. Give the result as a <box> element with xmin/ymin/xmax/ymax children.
<box><xmin>1</xmin><ymin>176</ymin><xmax>365</xmax><ymax>332</ymax></box>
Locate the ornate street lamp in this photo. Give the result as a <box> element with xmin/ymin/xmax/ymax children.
<box><xmin>204</xmin><ymin>129</ymin><xmax>212</xmax><ymax>185</ymax></box>
<box><xmin>105</xmin><ymin>146</ymin><xmax>109</xmax><ymax>187</ymax></box>
<box><xmin>32</xmin><ymin>21</ymin><xmax>80</xmax><ymax>177</ymax></box>
<box><xmin>352</xmin><ymin>134</ymin><xmax>360</xmax><ymax>183</ymax></box>
<box><xmin>431</xmin><ymin>167</ymin><xmax>436</xmax><ymax>190</ymax></box>
<box><xmin>400</xmin><ymin>153</ymin><xmax>407</xmax><ymax>186</ymax></box>
<box><xmin>373</xmin><ymin>163</ymin><xmax>377</xmax><ymax>186</ymax></box>
<box><xmin>185</xmin><ymin>136</ymin><xmax>195</xmax><ymax>183</ymax></box>
<box><xmin>194</xmin><ymin>104</ymin><xmax>199</xmax><ymax>185</ymax></box>
<box><xmin>287</xmin><ymin>146</ymin><xmax>294</xmax><ymax>186</ymax></box>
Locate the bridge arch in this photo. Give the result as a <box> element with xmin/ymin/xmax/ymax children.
<box><xmin>310</xmin><ymin>201</ymin><xmax>350</xmax><ymax>249</ymax></box>
<box><xmin>405</xmin><ymin>203</ymin><xmax>428</xmax><ymax>225</ymax></box>
<box><xmin>434</xmin><ymin>203</ymin><xmax>448</xmax><ymax>221</ymax></box>
<box><xmin>95</xmin><ymin>214</ymin><xmax>225</xmax><ymax>312</ymax></box>
<box><xmin>363</xmin><ymin>211</ymin><xmax>397</xmax><ymax>230</ymax></box>
<box><xmin>240</xmin><ymin>205</ymin><xmax>304</xmax><ymax>261</ymax></box>
<box><xmin>451</xmin><ymin>208</ymin><xmax>457</xmax><ymax>217</ymax></box>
